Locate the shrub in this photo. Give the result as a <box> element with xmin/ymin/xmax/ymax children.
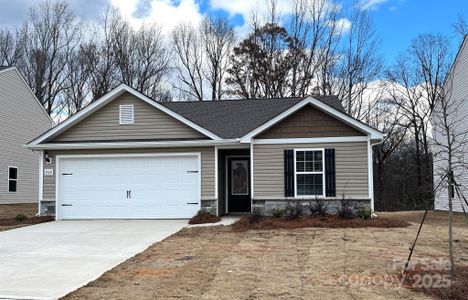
<box><xmin>284</xmin><ymin>201</ymin><xmax>303</xmax><ymax>220</ymax></box>
<box><xmin>337</xmin><ymin>200</ymin><xmax>355</xmax><ymax>219</ymax></box>
<box><xmin>271</xmin><ymin>208</ymin><xmax>284</xmax><ymax>219</ymax></box>
<box><xmin>308</xmin><ymin>199</ymin><xmax>328</xmax><ymax>216</ymax></box>
<box><xmin>15</xmin><ymin>213</ymin><xmax>27</xmax><ymax>222</ymax></box>
<box><xmin>188</xmin><ymin>210</ymin><xmax>221</xmax><ymax>224</ymax></box>
<box><xmin>356</xmin><ymin>208</ymin><xmax>373</xmax><ymax>220</ymax></box>
<box><xmin>249</xmin><ymin>207</ymin><xmax>264</xmax><ymax>224</ymax></box>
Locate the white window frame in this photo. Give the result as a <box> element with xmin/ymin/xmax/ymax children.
<box><xmin>294</xmin><ymin>149</ymin><xmax>325</xmax><ymax>198</ymax></box>
<box><xmin>119</xmin><ymin>104</ymin><xmax>134</xmax><ymax>125</ymax></box>
<box><xmin>7</xmin><ymin>166</ymin><xmax>18</xmax><ymax>193</ymax></box>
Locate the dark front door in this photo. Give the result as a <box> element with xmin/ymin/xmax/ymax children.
<box><xmin>227</xmin><ymin>157</ymin><xmax>251</xmax><ymax>213</ymax></box>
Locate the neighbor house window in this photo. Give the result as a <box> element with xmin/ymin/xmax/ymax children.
<box><xmin>8</xmin><ymin>167</ymin><xmax>17</xmax><ymax>193</ymax></box>
<box><xmin>294</xmin><ymin>149</ymin><xmax>324</xmax><ymax>197</ymax></box>
<box><xmin>119</xmin><ymin>105</ymin><xmax>134</xmax><ymax>125</ymax></box>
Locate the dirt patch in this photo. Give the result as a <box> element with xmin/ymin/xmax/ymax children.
<box><xmin>0</xmin><ymin>203</ymin><xmax>37</xmax><ymax>218</ymax></box>
<box><xmin>0</xmin><ymin>216</ymin><xmax>53</xmax><ymax>227</ymax></box>
<box><xmin>188</xmin><ymin>211</ymin><xmax>221</xmax><ymax>224</ymax></box>
<box><xmin>402</xmin><ymin>264</ymin><xmax>468</xmax><ymax>300</ymax></box>
<box><xmin>62</xmin><ymin>211</ymin><xmax>468</xmax><ymax>299</ymax></box>
<box><xmin>231</xmin><ymin>215</ymin><xmax>411</xmax><ymax>231</ymax></box>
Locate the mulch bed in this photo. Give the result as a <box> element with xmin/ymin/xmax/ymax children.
<box><xmin>231</xmin><ymin>215</ymin><xmax>411</xmax><ymax>231</ymax></box>
<box><xmin>402</xmin><ymin>264</ymin><xmax>468</xmax><ymax>300</ymax></box>
<box><xmin>188</xmin><ymin>212</ymin><xmax>221</xmax><ymax>225</ymax></box>
<box><xmin>0</xmin><ymin>216</ymin><xmax>54</xmax><ymax>227</ymax></box>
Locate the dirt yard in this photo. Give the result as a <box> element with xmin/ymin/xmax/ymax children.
<box><xmin>64</xmin><ymin>211</ymin><xmax>468</xmax><ymax>300</ymax></box>
<box><xmin>0</xmin><ymin>203</ymin><xmax>51</xmax><ymax>231</ymax></box>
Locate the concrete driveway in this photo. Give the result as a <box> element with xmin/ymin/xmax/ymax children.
<box><xmin>0</xmin><ymin>220</ymin><xmax>187</xmax><ymax>299</ymax></box>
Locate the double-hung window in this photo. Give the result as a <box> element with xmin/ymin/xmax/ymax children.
<box><xmin>294</xmin><ymin>149</ymin><xmax>325</xmax><ymax>197</ymax></box>
<box><xmin>8</xmin><ymin>167</ymin><xmax>18</xmax><ymax>193</ymax></box>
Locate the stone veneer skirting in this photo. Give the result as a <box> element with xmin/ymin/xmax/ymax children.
<box><xmin>252</xmin><ymin>199</ymin><xmax>371</xmax><ymax>216</ymax></box>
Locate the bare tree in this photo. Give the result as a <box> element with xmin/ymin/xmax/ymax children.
<box><xmin>432</xmin><ymin>65</ymin><xmax>468</xmax><ymax>279</ymax></box>
<box><xmin>0</xmin><ymin>29</ymin><xmax>23</xmax><ymax>66</ymax></box>
<box><xmin>61</xmin><ymin>45</ymin><xmax>93</xmax><ymax>117</ymax></box>
<box><xmin>200</xmin><ymin>16</ymin><xmax>235</xmax><ymax>100</ymax></box>
<box><xmin>19</xmin><ymin>0</ymin><xmax>81</xmax><ymax>115</ymax></box>
<box><xmin>286</xmin><ymin>0</ymin><xmax>341</xmax><ymax>97</ymax></box>
<box><xmin>334</xmin><ymin>6</ymin><xmax>381</xmax><ymax>119</ymax></box>
<box><xmin>171</xmin><ymin>23</ymin><xmax>205</xmax><ymax>101</ymax></box>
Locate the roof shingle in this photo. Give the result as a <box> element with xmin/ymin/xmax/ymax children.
<box><xmin>162</xmin><ymin>96</ymin><xmax>345</xmax><ymax>139</ymax></box>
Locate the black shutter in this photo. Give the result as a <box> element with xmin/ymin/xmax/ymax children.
<box><xmin>284</xmin><ymin>149</ymin><xmax>295</xmax><ymax>197</ymax></box>
<box><xmin>325</xmin><ymin>148</ymin><xmax>336</xmax><ymax>197</ymax></box>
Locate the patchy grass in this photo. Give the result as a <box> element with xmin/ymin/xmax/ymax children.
<box><xmin>231</xmin><ymin>215</ymin><xmax>411</xmax><ymax>232</ymax></box>
<box><xmin>188</xmin><ymin>210</ymin><xmax>221</xmax><ymax>225</ymax></box>
<box><xmin>402</xmin><ymin>264</ymin><xmax>468</xmax><ymax>300</ymax></box>
<box><xmin>63</xmin><ymin>211</ymin><xmax>468</xmax><ymax>300</ymax></box>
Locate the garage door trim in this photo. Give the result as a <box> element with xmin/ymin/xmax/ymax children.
<box><xmin>55</xmin><ymin>152</ymin><xmax>201</xmax><ymax>220</ymax></box>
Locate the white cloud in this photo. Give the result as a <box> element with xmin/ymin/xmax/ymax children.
<box><xmin>335</xmin><ymin>18</ymin><xmax>352</xmax><ymax>33</ymax></box>
<box><xmin>110</xmin><ymin>0</ymin><xmax>203</xmax><ymax>34</ymax></box>
<box><xmin>359</xmin><ymin>0</ymin><xmax>389</xmax><ymax>10</ymax></box>
<box><xmin>210</xmin><ymin>0</ymin><xmax>294</xmax><ymax>19</ymax></box>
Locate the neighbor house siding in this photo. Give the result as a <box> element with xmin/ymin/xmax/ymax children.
<box><xmin>51</xmin><ymin>92</ymin><xmax>206</xmax><ymax>142</ymax></box>
<box><xmin>257</xmin><ymin>104</ymin><xmax>365</xmax><ymax>139</ymax></box>
<box><xmin>253</xmin><ymin>142</ymin><xmax>369</xmax><ymax>199</ymax></box>
<box><xmin>433</xmin><ymin>38</ymin><xmax>468</xmax><ymax>213</ymax></box>
<box><xmin>0</xmin><ymin>69</ymin><xmax>52</xmax><ymax>204</ymax></box>
<box><xmin>41</xmin><ymin>147</ymin><xmax>215</xmax><ymax>201</ymax></box>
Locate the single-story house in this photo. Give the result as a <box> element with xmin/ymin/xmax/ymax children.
<box><xmin>26</xmin><ymin>84</ymin><xmax>384</xmax><ymax>220</ymax></box>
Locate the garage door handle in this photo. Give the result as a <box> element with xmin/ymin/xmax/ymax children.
<box><xmin>187</xmin><ymin>202</ymin><xmax>198</xmax><ymax>205</ymax></box>
<box><xmin>62</xmin><ymin>173</ymin><xmax>73</xmax><ymax>176</ymax></box>
<box><xmin>61</xmin><ymin>204</ymin><xmax>72</xmax><ymax>207</ymax></box>
<box><xmin>187</xmin><ymin>170</ymin><xmax>198</xmax><ymax>173</ymax></box>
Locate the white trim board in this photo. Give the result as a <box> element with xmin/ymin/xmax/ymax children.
<box><xmin>240</xmin><ymin>96</ymin><xmax>384</xmax><ymax>142</ymax></box>
<box><xmin>253</xmin><ymin>136</ymin><xmax>368</xmax><ymax>145</ymax></box>
<box><xmin>28</xmin><ymin>84</ymin><xmax>221</xmax><ymax>146</ymax></box>
<box><xmin>26</xmin><ymin>139</ymin><xmax>241</xmax><ymax>150</ymax></box>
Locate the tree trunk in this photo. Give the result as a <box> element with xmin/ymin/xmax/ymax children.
<box><xmin>448</xmin><ymin>169</ymin><xmax>455</xmax><ymax>279</ymax></box>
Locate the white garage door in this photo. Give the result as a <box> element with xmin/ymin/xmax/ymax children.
<box><xmin>57</xmin><ymin>154</ymin><xmax>200</xmax><ymax>219</ymax></box>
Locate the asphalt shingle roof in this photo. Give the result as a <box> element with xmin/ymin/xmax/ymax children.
<box><xmin>162</xmin><ymin>96</ymin><xmax>345</xmax><ymax>139</ymax></box>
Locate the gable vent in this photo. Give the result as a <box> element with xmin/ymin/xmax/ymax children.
<box><xmin>119</xmin><ymin>105</ymin><xmax>134</xmax><ymax>125</ymax></box>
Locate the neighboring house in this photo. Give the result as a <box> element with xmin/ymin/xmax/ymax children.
<box><xmin>26</xmin><ymin>84</ymin><xmax>383</xmax><ymax>219</ymax></box>
<box><xmin>433</xmin><ymin>35</ymin><xmax>468</xmax><ymax>213</ymax></box>
<box><xmin>0</xmin><ymin>67</ymin><xmax>53</xmax><ymax>204</ymax></box>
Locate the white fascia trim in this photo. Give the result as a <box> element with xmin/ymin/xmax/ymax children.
<box><xmin>26</xmin><ymin>139</ymin><xmax>241</xmax><ymax>150</ymax></box>
<box><xmin>253</xmin><ymin>136</ymin><xmax>368</xmax><ymax>145</ymax></box>
<box><xmin>240</xmin><ymin>96</ymin><xmax>384</xmax><ymax>142</ymax></box>
<box><xmin>28</xmin><ymin>84</ymin><xmax>221</xmax><ymax>146</ymax></box>
<box><xmin>0</xmin><ymin>67</ymin><xmax>54</xmax><ymax>125</ymax></box>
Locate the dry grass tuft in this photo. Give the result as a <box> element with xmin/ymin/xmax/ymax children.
<box><xmin>402</xmin><ymin>264</ymin><xmax>468</xmax><ymax>300</ymax></box>
<box><xmin>188</xmin><ymin>211</ymin><xmax>221</xmax><ymax>224</ymax></box>
<box><xmin>231</xmin><ymin>215</ymin><xmax>411</xmax><ymax>232</ymax></box>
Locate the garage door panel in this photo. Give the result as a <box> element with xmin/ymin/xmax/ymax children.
<box><xmin>58</xmin><ymin>155</ymin><xmax>200</xmax><ymax>219</ymax></box>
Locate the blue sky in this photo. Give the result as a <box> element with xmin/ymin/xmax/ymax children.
<box><xmin>0</xmin><ymin>0</ymin><xmax>466</xmax><ymax>64</ymax></box>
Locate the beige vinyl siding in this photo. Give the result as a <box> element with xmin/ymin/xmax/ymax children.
<box><xmin>0</xmin><ymin>69</ymin><xmax>52</xmax><ymax>204</ymax></box>
<box><xmin>42</xmin><ymin>147</ymin><xmax>215</xmax><ymax>201</ymax></box>
<box><xmin>257</xmin><ymin>104</ymin><xmax>365</xmax><ymax>139</ymax></box>
<box><xmin>51</xmin><ymin>92</ymin><xmax>206</xmax><ymax>142</ymax></box>
<box><xmin>433</xmin><ymin>38</ymin><xmax>468</xmax><ymax>212</ymax></box>
<box><xmin>253</xmin><ymin>142</ymin><xmax>369</xmax><ymax>199</ymax></box>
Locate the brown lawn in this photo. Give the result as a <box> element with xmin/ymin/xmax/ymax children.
<box><xmin>64</xmin><ymin>211</ymin><xmax>468</xmax><ymax>300</ymax></box>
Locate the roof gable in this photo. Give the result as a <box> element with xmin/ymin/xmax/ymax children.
<box><xmin>0</xmin><ymin>67</ymin><xmax>53</xmax><ymax>124</ymax></box>
<box><xmin>240</xmin><ymin>96</ymin><xmax>383</xmax><ymax>141</ymax></box>
<box><xmin>29</xmin><ymin>84</ymin><xmax>221</xmax><ymax>145</ymax></box>
<box><xmin>257</xmin><ymin>104</ymin><xmax>366</xmax><ymax>139</ymax></box>
<box><xmin>50</xmin><ymin>92</ymin><xmax>207</xmax><ymax>142</ymax></box>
